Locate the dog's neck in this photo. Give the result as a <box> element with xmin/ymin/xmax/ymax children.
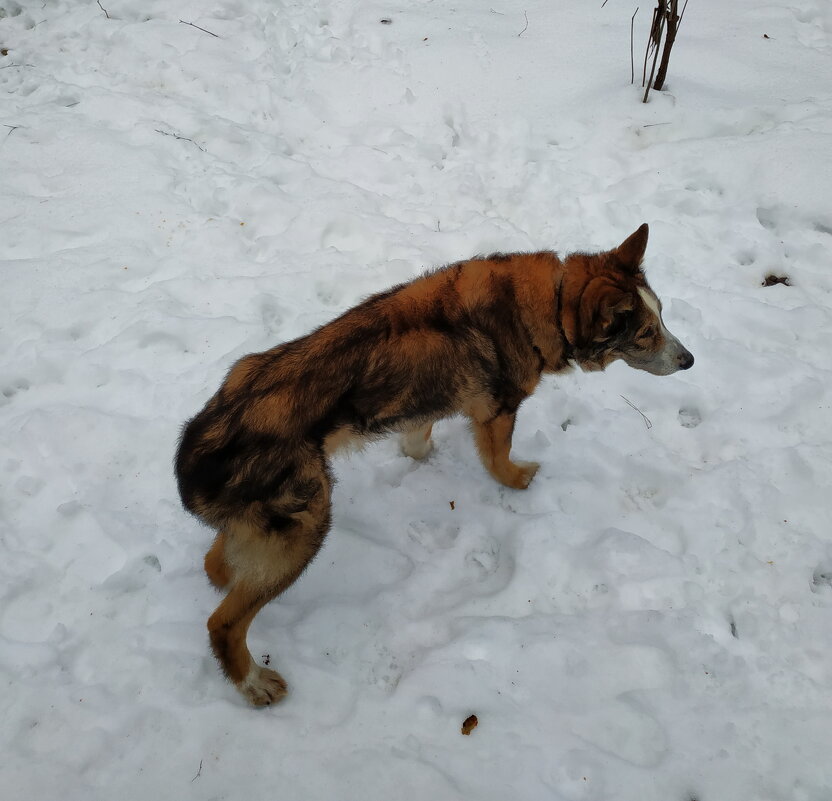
<box><xmin>553</xmin><ymin>270</ymin><xmax>575</xmax><ymax>365</ymax></box>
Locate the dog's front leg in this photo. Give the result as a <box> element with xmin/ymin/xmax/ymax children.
<box><xmin>472</xmin><ymin>412</ymin><xmax>539</xmax><ymax>490</ymax></box>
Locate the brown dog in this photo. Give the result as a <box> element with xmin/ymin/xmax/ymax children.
<box><xmin>175</xmin><ymin>223</ymin><xmax>693</xmax><ymax>705</ymax></box>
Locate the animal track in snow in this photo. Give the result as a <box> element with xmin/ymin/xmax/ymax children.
<box><xmin>314</xmin><ymin>280</ymin><xmax>344</xmax><ymax>307</ymax></box>
<box><xmin>321</xmin><ymin>217</ymin><xmax>368</xmax><ymax>253</ymax></box>
<box><xmin>260</xmin><ymin>298</ymin><xmax>283</xmax><ymax>334</ymax></box>
<box><xmin>678</xmin><ymin>407</ymin><xmax>701</xmax><ymax>428</ymax></box>
<box><xmin>811</xmin><ymin>566</ymin><xmax>832</xmax><ymax>593</ymax></box>
<box><xmin>465</xmin><ymin>540</ymin><xmax>501</xmax><ymax>578</ymax></box>
<box><xmin>2</xmin><ymin>378</ymin><xmax>31</xmax><ymax>400</ymax></box>
<box><xmin>407</xmin><ymin>519</ymin><xmax>459</xmax><ymax>552</ymax></box>
<box><xmin>756</xmin><ymin>206</ymin><xmax>778</xmax><ymax>231</ymax></box>
<box><xmin>0</xmin><ymin>4</ymin><xmax>23</xmax><ymax>17</ymax></box>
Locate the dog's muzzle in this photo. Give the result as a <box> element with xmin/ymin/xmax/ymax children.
<box><xmin>677</xmin><ymin>348</ymin><xmax>694</xmax><ymax>370</ymax></box>
<box><xmin>624</xmin><ymin>330</ymin><xmax>694</xmax><ymax>376</ymax></box>
<box><xmin>651</xmin><ymin>332</ymin><xmax>694</xmax><ymax>375</ymax></box>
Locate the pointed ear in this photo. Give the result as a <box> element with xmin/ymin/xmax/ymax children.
<box><xmin>614</xmin><ymin>223</ymin><xmax>649</xmax><ymax>272</ymax></box>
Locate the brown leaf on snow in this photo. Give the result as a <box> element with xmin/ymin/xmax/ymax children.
<box><xmin>461</xmin><ymin>714</ymin><xmax>478</xmax><ymax>735</ymax></box>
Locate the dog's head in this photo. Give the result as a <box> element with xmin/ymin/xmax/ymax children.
<box><xmin>561</xmin><ymin>224</ymin><xmax>693</xmax><ymax>376</ymax></box>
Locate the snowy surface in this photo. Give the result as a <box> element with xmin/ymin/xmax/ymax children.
<box><xmin>2</xmin><ymin>1</ymin><xmax>832</xmax><ymax>799</ymax></box>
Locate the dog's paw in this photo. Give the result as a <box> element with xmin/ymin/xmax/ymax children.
<box><xmin>514</xmin><ymin>461</ymin><xmax>540</xmax><ymax>489</ymax></box>
<box><xmin>502</xmin><ymin>461</ymin><xmax>540</xmax><ymax>490</ymax></box>
<box><xmin>238</xmin><ymin>665</ymin><xmax>288</xmax><ymax>707</ymax></box>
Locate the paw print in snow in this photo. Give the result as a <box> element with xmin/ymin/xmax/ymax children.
<box><xmin>678</xmin><ymin>407</ymin><xmax>701</xmax><ymax>428</ymax></box>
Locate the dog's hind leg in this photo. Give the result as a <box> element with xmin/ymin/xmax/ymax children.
<box><xmin>204</xmin><ymin>530</ymin><xmax>232</xmax><ymax>590</ymax></box>
<box><xmin>400</xmin><ymin>422</ymin><xmax>434</xmax><ymax>460</ymax></box>
<box><xmin>207</xmin><ymin>463</ymin><xmax>332</xmax><ymax>706</ymax></box>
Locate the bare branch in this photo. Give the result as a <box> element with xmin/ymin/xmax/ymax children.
<box><xmin>642</xmin><ymin>4</ymin><xmax>666</xmax><ymax>101</ymax></box>
<box><xmin>642</xmin><ymin>6</ymin><xmax>657</xmax><ymax>86</ymax></box>
<box><xmin>518</xmin><ymin>11</ymin><xmax>529</xmax><ymax>37</ymax></box>
<box><xmin>179</xmin><ymin>19</ymin><xmax>220</xmax><ymax>38</ymax></box>
<box><xmin>155</xmin><ymin>128</ymin><xmax>206</xmax><ymax>152</ymax></box>
<box><xmin>609</xmin><ymin>2</ymin><xmax>689</xmax><ymax>101</ymax></box>
<box><xmin>654</xmin><ymin>0</ymin><xmax>679</xmax><ymax>91</ymax></box>
<box><xmin>96</xmin><ymin>1</ymin><xmax>110</xmax><ymax>19</ymax></box>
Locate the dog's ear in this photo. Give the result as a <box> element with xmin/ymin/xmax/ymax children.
<box><xmin>613</xmin><ymin>223</ymin><xmax>649</xmax><ymax>272</ymax></box>
<box><xmin>579</xmin><ymin>280</ymin><xmax>635</xmax><ymax>343</ymax></box>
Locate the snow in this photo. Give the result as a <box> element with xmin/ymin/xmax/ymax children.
<box><xmin>2</xmin><ymin>1</ymin><xmax>832</xmax><ymax>799</ymax></box>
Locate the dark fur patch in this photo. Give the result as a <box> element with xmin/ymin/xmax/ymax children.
<box><xmin>265</xmin><ymin>512</ymin><xmax>295</xmax><ymax>533</ymax></box>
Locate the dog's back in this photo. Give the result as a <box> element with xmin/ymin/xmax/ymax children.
<box><xmin>176</xmin><ymin>252</ymin><xmax>560</xmax><ymax>532</ymax></box>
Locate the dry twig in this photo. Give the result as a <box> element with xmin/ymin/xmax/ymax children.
<box><xmin>621</xmin><ymin>395</ymin><xmax>653</xmax><ymax>429</ymax></box>
<box><xmin>518</xmin><ymin>11</ymin><xmax>529</xmax><ymax>37</ymax></box>
<box><xmin>97</xmin><ymin>1</ymin><xmax>110</xmax><ymax>19</ymax></box>
<box><xmin>155</xmin><ymin>128</ymin><xmax>206</xmax><ymax>152</ymax></box>
<box><xmin>179</xmin><ymin>19</ymin><xmax>220</xmax><ymax>38</ymax></box>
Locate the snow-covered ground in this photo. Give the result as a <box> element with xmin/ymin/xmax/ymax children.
<box><xmin>2</xmin><ymin>1</ymin><xmax>832</xmax><ymax>798</ymax></box>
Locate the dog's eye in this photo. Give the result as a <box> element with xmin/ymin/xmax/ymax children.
<box><xmin>639</xmin><ymin>325</ymin><xmax>656</xmax><ymax>340</ymax></box>
<box><xmin>606</xmin><ymin>312</ymin><xmax>631</xmax><ymax>338</ymax></box>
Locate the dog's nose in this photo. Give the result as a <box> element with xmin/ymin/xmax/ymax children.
<box><xmin>678</xmin><ymin>350</ymin><xmax>694</xmax><ymax>370</ymax></box>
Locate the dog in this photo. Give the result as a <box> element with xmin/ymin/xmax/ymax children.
<box><xmin>175</xmin><ymin>223</ymin><xmax>693</xmax><ymax>705</ymax></box>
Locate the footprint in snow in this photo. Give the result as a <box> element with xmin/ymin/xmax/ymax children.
<box><xmin>314</xmin><ymin>280</ymin><xmax>343</xmax><ymax>307</ymax></box>
<box><xmin>2</xmin><ymin>378</ymin><xmax>31</xmax><ymax>401</ymax></box>
<box><xmin>756</xmin><ymin>206</ymin><xmax>779</xmax><ymax>232</ymax></box>
<box><xmin>811</xmin><ymin>567</ymin><xmax>832</xmax><ymax>593</ymax></box>
<box><xmin>321</xmin><ymin>218</ymin><xmax>367</xmax><ymax>253</ymax></box>
<box><xmin>260</xmin><ymin>299</ymin><xmax>283</xmax><ymax>334</ymax></box>
<box><xmin>678</xmin><ymin>407</ymin><xmax>701</xmax><ymax>428</ymax></box>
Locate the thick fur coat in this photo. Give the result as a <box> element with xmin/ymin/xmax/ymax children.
<box><xmin>175</xmin><ymin>224</ymin><xmax>693</xmax><ymax>705</ymax></box>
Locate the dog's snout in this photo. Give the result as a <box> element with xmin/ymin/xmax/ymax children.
<box><xmin>678</xmin><ymin>350</ymin><xmax>694</xmax><ymax>370</ymax></box>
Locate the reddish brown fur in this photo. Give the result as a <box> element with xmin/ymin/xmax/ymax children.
<box><xmin>175</xmin><ymin>224</ymin><xmax>684</xmax><ymax>705</ymax></box>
